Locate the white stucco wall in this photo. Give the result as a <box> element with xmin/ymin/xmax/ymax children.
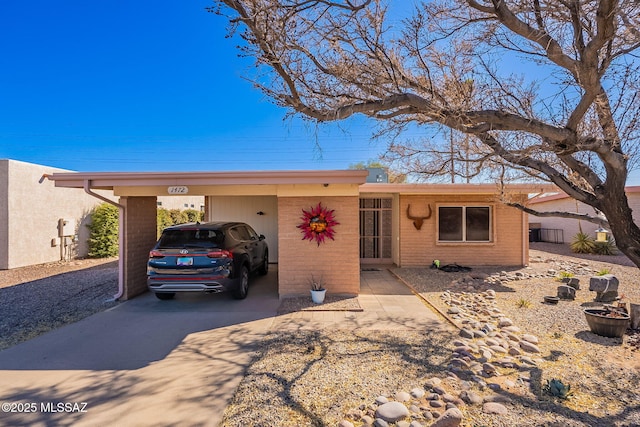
<box><xmin>156</xmin><ymin>196</ymin><xmax>205</xmax><ymax>211</ymax></box>
<box><xmin>1</xmin><ymin>159</ymin><xmax>116</xmax><ymax>269</ymax></box>
<box><xmin>529</xmin><ymin>190</ymin><xmax>640</xmax><ymax>242</ymax></box>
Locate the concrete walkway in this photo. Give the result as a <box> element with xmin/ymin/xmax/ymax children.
<box><xmin>0</xmin><ymin>267</ymin><xmax>444</xmax><ymax>427</ymax></box>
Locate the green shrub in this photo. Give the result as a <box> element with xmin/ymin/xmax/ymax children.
<box><xmin>184</xmin><ymin>209</ymin><xmax>204</xmax><ymax>223</ymax></box>
<box><xmin>596</xmin><ymin>268</ymin><xmax>612</xmax><ymax>276</ymax></box>
<box><xmin>169</xmin><ymin>209</ymin><xmax>188</xmax><ymax>225</ymax></box>
<box><xmin>156</xmin><ymin>208</ymin><xmax>203</xmax><ymax>237</ymax></box>
<box><xmin>570</xmin><ymin>232</ymin><xmax>596</xmax><ymax>254</ymax></box>
<box><xmin>594</xmin><ymin>238</ymin><xmax>617</xmax><ymax>255</ymax></box>
<box><xmin>157</xmin><ymin>208</ymin><xmax>174</xmax><ymax>237</ymax></box>
<box><xmin>87</xmin><ymin>203</ymin><xmax>119</xmax><ymax>258</ymax></box>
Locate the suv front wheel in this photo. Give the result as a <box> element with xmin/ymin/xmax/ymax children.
<box><xmin>258</xmin><ymin>250</ymin><xmax>269</xmax><ymax>275</ymax></box>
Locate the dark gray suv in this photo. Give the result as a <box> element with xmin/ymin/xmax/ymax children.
<box><xmin>147</xmin><ymin>222</ymin><xmax>268</xmax><ymax>300</ymax></box>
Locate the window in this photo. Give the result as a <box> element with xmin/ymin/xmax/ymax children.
<box><xmin>438</xmin><ymin>206</ymin><xmax>491</xmax><ymax>242</ymax></box>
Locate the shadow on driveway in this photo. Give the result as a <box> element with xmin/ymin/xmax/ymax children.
<box><xmin>0</xmin><ymin>268</ymin><xmax>280</xmax><ymax>371</ymax></box>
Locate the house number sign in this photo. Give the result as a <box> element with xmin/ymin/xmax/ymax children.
<box><xmin>167</xmin><ymin>186</ymin><xmax>189</xmax><ymax>194</ymax></box>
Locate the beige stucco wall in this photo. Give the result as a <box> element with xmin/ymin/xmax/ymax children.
<box><xmin>398</xmin><ymin>194</ymin><xmax>527</xmax><ymax>267</ymax></box>
<box><xmin>0</xmin><ymin>159</ymin><xmax>116</xmax><ymax>269</ymax></box>
<box><xmin>278</xmin><ymin>196</ymin><xmax>360</xmax><ymax>297</ymax></box>
<box><xmin>207</xmin><ymin>195</ymin><xmax>279</xmax><ymax>260</ymax></box>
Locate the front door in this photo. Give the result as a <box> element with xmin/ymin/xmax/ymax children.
<box><xmin>359</xmin><ymin>198</ymin><xmax>392</xmax><ymax>263</ymax></box>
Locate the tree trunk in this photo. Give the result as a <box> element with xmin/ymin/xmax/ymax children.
<box><xmin>598</xmin><ymin>185</ymin><xmax>640</xmax><ymax>269</ymax></box>
<box><xmin>630</xmin><ymin>304</ymin><xmax>640</xmax><ymax>330</ymax></box>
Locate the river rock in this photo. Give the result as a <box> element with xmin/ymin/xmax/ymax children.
<box><xmin>375</xmin><ymin>402</ymin><xmax>409</xmax><ymax>422</ymax></box>
<box><xmin>519</xmin><ymin>341</ymin><xmax>541</xmax><ymax>353</ymax></box>
<box><xmin>459</xmin><ymin>329</ymin><xmax>474</xmax><ymax>339</ymax></box>
<box><xmin>410</xmin><ymin>387</ymin><xmax>425</xmax><ymax>399</ymax></box>
<box><xmin>430</xmin><ymin>407</ymin><xmax>464</xmax><ymax>427</ymax></box>
<box><xmin>482</xmin><ymin>402</ymin><xmax>508</xmax><ymax>415</ymax></box>
<box><xmin>395</xmin><ymin>391</ymin><xmax>411</xmax><ymax>402</ymax></box>
<box><xmin>459</xmin><ymin>390</ymin><xmax>483</xmax><ymax>405</ymax></box>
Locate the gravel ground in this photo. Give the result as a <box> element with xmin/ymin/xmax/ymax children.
<box><xmin>2</xmin><ymin>247</ymin><xmax>640</xmax><ymax>426</ymax></box>
<box><xmin>222</xmin><ymin>243</ymin><xmax>640</xmax><ymax>427</ymax></box>
<box><xmin>0</xmin><ymin>258</ymin><xmax>119</xmax><ymax>351</ymax></box>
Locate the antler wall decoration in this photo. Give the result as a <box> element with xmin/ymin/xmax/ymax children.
<box><xmin>406</xmin><ymin>204</ymin><xmax>432</xmax><ymax>230</ymax></box>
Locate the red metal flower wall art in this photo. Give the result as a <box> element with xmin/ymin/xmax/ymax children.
<box><xmin>297</xmin><ymin>202</ymin><xmax>339</xmax><ymax>246</ymax></box>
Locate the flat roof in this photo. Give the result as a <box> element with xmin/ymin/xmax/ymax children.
<box><xmin>360</xmin><ymin>182</ymin><xmax>557</xmax><ymax>194</ymax></box>
<box><xmin>47</xmin><ymin>170</ymin><xmax>370</xmax><ymax>189</ymax></box>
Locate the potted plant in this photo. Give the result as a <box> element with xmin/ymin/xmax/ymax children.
<box><xmin>309</xmin><ymin>274</ymin><xmax>326</xmax><ymax>304</ymax></box>
<box><xmin>584</xmin><ymin>305</ymin><xmax>630</xmax><ymax>338</ymax></box>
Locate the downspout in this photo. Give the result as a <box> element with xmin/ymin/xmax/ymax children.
<box><xmin>83</xmin><ymin>180</ymin><xmax>126</xmax><ymax>300</ymax></box>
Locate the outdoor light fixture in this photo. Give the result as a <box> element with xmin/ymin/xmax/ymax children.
<box><xmin>595</xmin><ymin>227</ymin><xmax>609</xmax><ymax>242</ymax></box>
<box><xmin>256</xmin><ymin>211</ymin><xmax>265</xmax><ymax>216</ymax></box>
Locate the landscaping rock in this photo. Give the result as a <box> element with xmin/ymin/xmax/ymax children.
<box><xmin>396</xmin><ymin>391</ymin><xmax>411</xmax><ymax>402</ymax></box>
<box><xmin>375</xmin><ymin>402</ymin><xmax>409</xmax><ymax>422</ymax></box>
<box><xmin>483</xmin><ymin>402</ymin><xmax>508</xmax><ymax>415</ymax></box>
<box><xmin>459</xmin><ymin>390</ymin><xmax>483</xmax><ymax>405</ymax></box>
<box><xmin>596</xmin><ymin>290</ymin><xmax>619</xmax><ymax>302</ymax></box>
<box><xmin>589</xmin><ymin>274</ymin><xmax>619</xmax><ymax>292</ymax></box>
<box><xmin>519</xmin><ymin>340</ymin><xmax>541</xmax><ymax>353</ymax></box>
<box><xmin>430</xmin><ymin>407</ymin><xmax>464</xmax><ymax>427</ymax></box>
<box><xmin>557</xmin><ymin>285</ymin><xmax>576</xmax><ymax>300</ymax></box>
<box><xmin>566</xmin><ymin>277</ymin><xmax>580</xmax><ymax>289</ymax></box>
<box><xmin>410</xmin><ymin>387</ymin><xmax>425</xmax><ymax>399</ymax></box>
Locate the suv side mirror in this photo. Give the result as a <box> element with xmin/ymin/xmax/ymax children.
<box><xmin>259</xmin><ymin>234</ymin><xmax>266</xmax><ymax>241</ymax></box>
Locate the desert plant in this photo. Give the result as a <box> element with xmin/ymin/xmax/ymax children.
<box><xmin>570</xmin><ymin>232</ymin><xmax>596</xmax><ymax>254</ymax></box>
<box><xmin>87</xmin><ymin>202</ymin><xmax>119</xmax><ymax>258</ymax></box>
<box><xmin>594</xmin><ymin>238</ymin><xmax>617</xmax><ymax>256</ymax></box>
<box><xmin>516</xmin><ymin>298</ymin><xmax>532</xmax><ymax>308</ymax></box>
<box><xmin>309</xmin><ymin>274</ymin><xmax>325</xmax><ymax>291</ymax></box>
<box><xmin>556</xmin><ymin>271</ymin><xmax>575</xmax><ymax>282</ymax></box>
<box><xmin>596</xmin><ymin>268</ymin><xmax>612</xmax><ymax>276</ymax></box>
<box><xmin>543</xmin><ymin>378</ymin><xmax>573</xmax><ymax>400</ymax></box>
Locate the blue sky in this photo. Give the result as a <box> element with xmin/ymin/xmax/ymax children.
<box><xmin>0</xmin><ymin>0</ymin><xmax>384</xmax><ymax>172</ymax></box>
<box><xmin>2</xmin><ymin>1</ymin><xmax>640</xmax><ymax>185</ymax></box>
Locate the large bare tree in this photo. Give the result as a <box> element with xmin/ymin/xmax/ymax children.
<box><xmin>210</xmin><ymin>0</ymin><xmax>640</xmax><ymax>267</ymax></box>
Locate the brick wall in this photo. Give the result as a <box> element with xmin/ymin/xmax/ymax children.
<box><xmin>278</xmin><ymin>196</ymin><xmax>360</xmax><ymax>297</ymax></box>
<box><xmin>121</xmin><ymin>196</ymin><xmax>157</xmax><ymax>300</ymax></box>
<box><xmin>399</xmin><ymin>195</ymin><xmax>526</xmax><ymax>267</ymax></box>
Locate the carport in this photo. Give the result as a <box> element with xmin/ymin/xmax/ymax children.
<box><xmin>47</xmin><ymin>170</ymin><xmax>369</xmax><ymax>300</ymax></box>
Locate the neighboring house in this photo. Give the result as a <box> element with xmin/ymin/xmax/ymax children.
<box><xmin>0</xmin><ymin>159</ymin><xmax>116</xmax><ymax>269</ymax></box>
<box><xmin>156</xmin><ymin>196</ymin><xmax>204</xmax><ymax>211</ymax></box>
<box><xmin>48</xmin><ymin>168</ymin><xmax>550</xmax><ymax>300</ymax></box>
<box><xmin>528</xmin><ymin>188</ymin><xmax>640</xmax><ymax>243</ymax></box>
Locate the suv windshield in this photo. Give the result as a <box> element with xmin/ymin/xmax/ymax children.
<box><xmin>157</xmin><ymin>229</ymin><xmax>224</xmax><ymax>249</ymax></box>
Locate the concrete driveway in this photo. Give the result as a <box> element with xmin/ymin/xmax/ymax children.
<box><xmin>0</xmin><ymin>268</ymin><xmax>280</xmax><ymax>427</ymax></box>
<box><xmin>0</xmin><ymin>266</ymin><xmax>443</xmax><ymax>426</ymax></box>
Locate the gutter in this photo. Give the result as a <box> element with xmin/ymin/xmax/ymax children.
<box><xmin>82</xmin><ymin>180</ymin><xmax>125</xmax><ymax>301</ymax></box>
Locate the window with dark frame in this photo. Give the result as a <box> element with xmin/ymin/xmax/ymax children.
<box><xmin>438</xmin><ymin>206</ymin><xmax>491</xmax><ymax>242</ymax></box>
